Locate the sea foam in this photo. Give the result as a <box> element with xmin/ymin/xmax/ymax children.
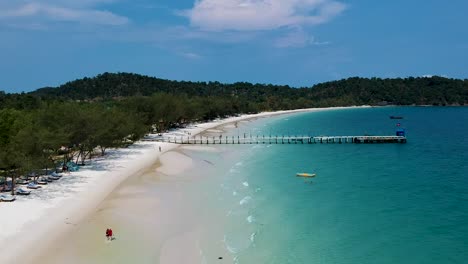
<box><xmin>239</xmin><ymin>196</ymin><xmax>252</xmax><ymax>205</ymax></box>
<box><xmin>250</xmin><ymin>232</ymin><xmax>256</xmax><ymax>242</ymax></box>
<box><xmin>246</xmin><ymin>215</ymin><xmax>255</xmax><ymax>223</ymax></box>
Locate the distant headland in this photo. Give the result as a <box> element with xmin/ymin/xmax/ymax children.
<box><xmin>1</xmin><ymin>72</ymin><xmax>467</xmax><ymax>107</ymax></box>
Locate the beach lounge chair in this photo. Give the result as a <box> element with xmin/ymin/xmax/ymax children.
<box><xmin>16</xmin><ymin>188</ymin><xmax>31</xmax><ymax>195</ymax></box>
<box><xmin>0</xmin><ymin>194</ymin><xmax>16</xmax><ymax>202</ymax></box>
<box><xmin>27</xmin><ymin>183</ymin><xmax>41</xmax><ymax>189</ymax></box>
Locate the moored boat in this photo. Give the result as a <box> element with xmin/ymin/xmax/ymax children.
<box><xmin>43</xmin><ymin>177</ymin><xmax>53</xmax><ymax>183</ymax></box>
<box><xmin>48</xmin><ymin>175</ymin><xmax>61</xmax><ymax>181</ymax></box>
<box><xmin>50</xmin><ymin>172</ymin><xmax>63</xmax><ymax>178</ymax></box>
<box><xmin>296</xmin><ymin>173</ymin><xmax>316</xmax><ymax>177</ymax></box>
<box><xmin>27</xmin><ymin>183</ymin><xmax>41</xmax><ymax>189</ymax></box>
<box><xmin>1</xmin><ymin>185</ymin><xmax>12</xmax><ymax>192</ymax></box>
<box><xmin>16</xmin><ymin>188</ymin><xmax>31</xmax><ymax>195</ymax></box>
<box><xmin>0</xmin><ymin>194</ymin><xmax>16</xmax><ymax>202</ymax></box>
<box><xmin>36</xmin><ymin>179</ymin><xmax>48</xmax><ymax>185</ymax></box>
<box><xmin>16</xmin><ymin>178</ymin><xmax>30</xmax><ymax>185</ymax></box>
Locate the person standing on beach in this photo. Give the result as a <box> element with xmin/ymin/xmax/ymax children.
<box><xmin>159</xmin><ymin>146</ymin><xmax>161</xmax><ymax>152</ymax></box>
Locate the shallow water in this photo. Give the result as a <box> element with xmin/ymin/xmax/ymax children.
<box><xmin>194</xmin><ymin>107</ymin><xmax>468</xmax><ymax>264</ymax></box>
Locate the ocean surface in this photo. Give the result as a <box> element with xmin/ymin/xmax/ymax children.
<box><xmin>186</xmin><ymin>107</ymin><xmax>468</xmax><ymax>264</ymax></box>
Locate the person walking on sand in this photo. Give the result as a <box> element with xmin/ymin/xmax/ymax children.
<box><xmin>105</xmin><ymin>228</ymin><xmax>110</xmax><ymax>240</ymax></box>
<box><xmin>159</xmin><ymin>146</ymin><xmax>161</xmax><ymax>152</ymax></box>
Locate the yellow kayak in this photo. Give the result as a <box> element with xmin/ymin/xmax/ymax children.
<box><xmin>296</xmin><ymin>173</ymin><xmax>316</xmax><ymax>177</ymax></box>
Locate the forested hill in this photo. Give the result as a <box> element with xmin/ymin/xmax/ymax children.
<box><xmin>310</xmin><ymin>76</ymin><xmax>468</xmax><ymax>106</ymax></box>
<box><xmin>29</xmin><ymin>73</ymin><xmax>468</xmax><ymax>106</ymax></box>
<box><xmin>1</xmin><ymin>73</ymin><xmax>467</xmax><ymax>177</ymax></box>
<box><xmin>32</xmin><ymin>72</ymin><xmax>295</xmax><ymax>100</ymax></box>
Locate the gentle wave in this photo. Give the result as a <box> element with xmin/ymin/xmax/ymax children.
<box><xmin>246</xmin><ymin>215</ymin><xmax>255</xmax><ymax>223</ymax></box>
<box><xmin>223</xmin><ymin>232</ymin><xmax>256</xmax><ymax>256</ymax></box>
<box><xmin>223</xmin><ymin>235</ymin><xmax>240</xmax><ymax>254</ymax></box>
<box><xmin>239</xmin><ymin>196</ymin><xmax>252</xmax><ymax>205</ymax></box>
<box><xmin>250</xmin><ymin>232</ymin><xmax>256</xmax><ymax>242</ymax></box>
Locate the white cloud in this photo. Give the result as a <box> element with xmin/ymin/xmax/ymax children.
<box><xmin>52</xmin><ymin>0</ymin><xmax>118</xmax><ymax>7</ymax></box>
<box><xmin>4</xmin><ymin>22</ymin><xmax>48</xmax><ymax>30</ymax></box>
<box><xmin>275</xmin><ymin>29</ymin><xmax>310</xmax><ymax>48</ymax></box>
<box><xmin>0</xmin><ymin>0</ymin><xmax>119</xmax><ymax>8</ymax></box>
<box><xmin>422</xmin><ymin>74</ymin><xmax>449</xmax><ymax>78</ymax></box>
<box><xmin>179</xmin><ymin>52</ymin><xmax>203</xmax><ymax>59</ymax></box>
<box><xmin>274</xmin><ymin>27</ymin><xmax>330</xmax><ymax>48</ymax></box>
<box><xmin>181</xmin><ymin>0</ymin><xmax>347</xmax><ymax>31</ymax></box>
<box><xmin>0</xmin><ymin>1</ymin><xmax>128</xmax><ymax>26</ymax></box>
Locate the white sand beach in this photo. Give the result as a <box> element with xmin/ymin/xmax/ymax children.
<box><xmin>0</xmin><ymin>106</ymin><xmax>363</xmax><ymax>264</ymax></box>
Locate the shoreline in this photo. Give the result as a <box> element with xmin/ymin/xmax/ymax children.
<box><xmin>0</xmin><ymin>106</ymin><xmax>364</xmax><ymax>263</ymax></box>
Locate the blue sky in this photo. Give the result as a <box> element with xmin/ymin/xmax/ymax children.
<box><xmin>1</xmin><ymin>0</ymin><xmax>467</xmax><ymax>92</ymax></box>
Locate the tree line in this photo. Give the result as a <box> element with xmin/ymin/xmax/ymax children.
<box><xmin>1</xmin><ymin>73</ymin><xmax>467</xmax><ymax>194</ymax></box>
<box><xmin>0</xmin><ymin>92</ymin><xmax>272</xmax><ymax>192</ymax></box>
<box><xmin>29</xmin><ymin>73</ymin><xmax>468</xmax><ymax>106</ymax></box>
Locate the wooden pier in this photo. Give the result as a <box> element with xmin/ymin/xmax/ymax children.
<box><xmin>146</xmin><ymin>135</ymin><xmax>407</xmax><ymax>144</ymax></box>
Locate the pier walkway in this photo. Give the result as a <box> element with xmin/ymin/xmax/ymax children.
<box><xmin>145</xmin><ymin>135</ymin><xmax>407</xmax><ymax>144</ymax></box>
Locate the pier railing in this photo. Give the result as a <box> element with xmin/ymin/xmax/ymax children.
<box><xmin>144</xmin><ymin>135</ymin><xmax>407</xmax><ymax>144</ymax></box>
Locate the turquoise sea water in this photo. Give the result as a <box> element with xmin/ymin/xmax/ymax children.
<box><xmin>190</xmin><ymin>107</ymin><xmax>468</xmax><ymax>264</ymax></box>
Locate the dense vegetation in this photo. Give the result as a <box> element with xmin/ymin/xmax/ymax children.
<box><xmin>31</xmin><ymin>73</ymin><xmax>468</xmax><ymax>106</ymax></box>
<box><xmin>1</xmin><ymin>73</ymin><xmax>467</xmax><ymax>194</ymax></box>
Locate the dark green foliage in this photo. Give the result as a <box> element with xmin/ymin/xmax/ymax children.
<box><xmin>0</xmin><ymin>73</ymin><xmax>467</xmax><ymax>176</ymax></box>
<box><xmin>0</xmin><ymin>109</ymin><xmax>23</xmax><ymax>169</ymax></box>
<box><xmin>308</xmin><ymin>76</ymin><xmax>468</xmax><ymax>106</ymax></box>
<box><xmin>29</xmin><ymin>73</ymin><xmax>468</xmax><ymax>107</ymax></box>
<box><xmin>0</xmin><ymin>93</ymin><xmax>41</xmax><ymax>110</ymax></box>
<box><xmin>32</xmin><ymin>73</ymin><xmax>294</xmax><ymax>102</ymax></box>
